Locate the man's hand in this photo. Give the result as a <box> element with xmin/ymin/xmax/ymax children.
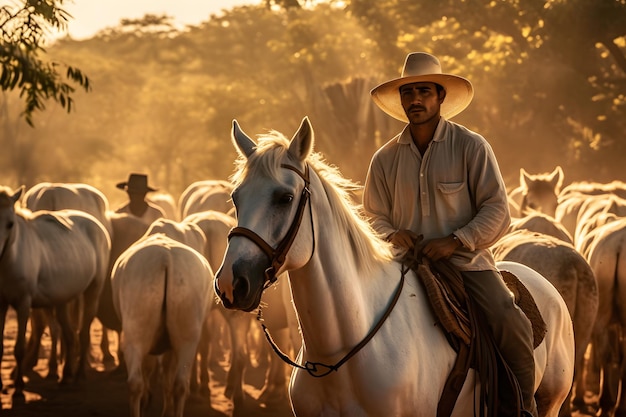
<box><xmin>387</xmin><ymin>229</ymin><xmax>419</xmax><ymax>250</ymax></box>
<box><xmin>422</xmin><ymin>235</ymin><xmax>462</xmax><ymax>261</ymax></box>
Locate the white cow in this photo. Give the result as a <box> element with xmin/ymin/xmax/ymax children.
<box><xmin>112</xmin><ymin>233</ymin><xmax>212</xmax><ymax>417</ymax></box>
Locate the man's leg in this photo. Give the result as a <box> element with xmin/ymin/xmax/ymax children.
<box><xmin>461</xmin><ymin>270</ymin><xmax>537</xmax><ymax>417</ymax></box>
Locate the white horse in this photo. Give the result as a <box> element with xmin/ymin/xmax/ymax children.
<box><xmin>508</xmin><ymin>167</ymin><xmax>564</xmax><ymax>218</ymax></box>
<box><xmin>22</xmin><ymin>181</ymin><xmax>113</xmax><ymax>377</ymax></box>
<box><xmin>214</xmin><ymin>118</ymin><xmax>575</xmax><ymax>417</ymax></box>
<box><xmin>508</xmin><ymin>213</ymin><xmax>573</xmax><ymax>245</ymax></box>
<box><xmin>178</xmin><ymin>180</ymin><xmax>234</xmax><ymax>219</ymax></box>
<box><xmin>585</xmin><ymin>218</ymin><xmax>626</xmax><ymax>416</ymax></box>
<box><xmin>149</xmin><ymin>192</ymin><xmax>180</xmax><ymax>221</ymax></box>
<box><xmin>111</xmin><ymin>233</ymin><xmax>212</xmax><ymax>417</ymax></box>
<box><xmin>0</xmin><ymin>186</ymin><xmax>110</xmax><ymax>398</ymax></box>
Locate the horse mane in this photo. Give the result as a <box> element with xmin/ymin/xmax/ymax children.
<box><xmin>231</xmin><ymin>131</ymin><xmax>394</xmax><ymax>274</ymax></box>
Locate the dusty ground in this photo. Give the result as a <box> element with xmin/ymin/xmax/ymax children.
<box><xmin>0</xmin><ymin>309</ymin><xmax>606</xmax><ymax>417</ymax></box>
<box><xmin>1</xmin><ymin>309</ymin><xmax>295</xmax><ymax>417</ymax></box>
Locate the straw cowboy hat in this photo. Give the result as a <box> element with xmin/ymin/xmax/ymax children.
<box><xmin>116</xmin><ymin>173</ymin><xmax>157</xmax><ymax>193</ymax></box>
<box><xmin>371</xmin><ymin>52</ymin><xmax>474</xmax><ymax>122</ymax></box>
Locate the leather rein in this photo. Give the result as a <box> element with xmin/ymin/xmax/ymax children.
<box><xmin>226</xmin><ymin>163</ymin><xmax>406</xmax><ymax>377</ymax></box>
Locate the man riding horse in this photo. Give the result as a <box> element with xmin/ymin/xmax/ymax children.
<box><xmin>363</xmin><ymin>52</ymin><xmax>537</xmax><ymax>417</ymax></box>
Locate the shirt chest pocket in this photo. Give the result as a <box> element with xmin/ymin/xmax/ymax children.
<box><xmin>436</xmin><ymin>181</ymin><xmax>470</xmax><ymax>219</ymax></box>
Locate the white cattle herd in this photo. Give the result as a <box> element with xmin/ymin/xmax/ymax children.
<box><xmin>0</xmin><ymin>167</ymin><xmax>625</xmax><ymax>416</ymax></box>
<box><xmin>0</xmin><ymin>180</ymin><xmax>297</xmax><ymax>417</ymax></box>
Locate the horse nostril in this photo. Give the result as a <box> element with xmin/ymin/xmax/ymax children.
<box><xmin>233</xmin><ymin>275</ymin><xmax>250</xmax><ymax>301</ymax></box>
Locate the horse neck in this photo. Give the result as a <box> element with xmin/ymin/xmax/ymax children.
<box><xmin>288</xmin><ymin>220</ymin><xmax>390</xmax><ymax>361</ymax></box>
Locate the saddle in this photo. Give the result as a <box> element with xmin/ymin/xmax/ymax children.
<box><xmin>404</xmin><ymin>254</ymin><xmax>547</xmax><ymax>417</ymax></box>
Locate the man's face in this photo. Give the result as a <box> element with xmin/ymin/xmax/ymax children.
<box><xmin>399</xmin><ymin>82</ymin><xmax>445</xmax><ymax>125</ymax></box>
<box><xmin>127</xmin><ymin>190</ymin><xmax>147</xmax><ymax>201</ymax></box>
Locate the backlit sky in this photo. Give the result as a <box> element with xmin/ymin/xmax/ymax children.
<box><xmin>58</xmin><ymin>0</ymin><xmax>259</xmax><ymax>40</ymax></box>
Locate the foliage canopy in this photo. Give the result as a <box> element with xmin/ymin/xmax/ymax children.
<box><xmin>0</xmin><ymin>0</ymin><xmax>90</xmax><ymax>126</ymax></box>
<box><xmin>0</xmin><ymin>0</ymin><xmax>624</xmax><ymax>201</ymax></box>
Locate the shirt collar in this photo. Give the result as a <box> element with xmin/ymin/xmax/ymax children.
<box><xmin>398</xmin><ymin>117</ymin><xmax>448</xmax><ymax>145</ymax></box>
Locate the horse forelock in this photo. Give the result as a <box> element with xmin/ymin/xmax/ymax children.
<box><xmin>231</xmin><ymin>131</ymin><xmax>290</xmax><ymax>187</ymax></box>
<box><xmin>231</xmin><ymin>131</ymin><xmax>394</xmax><ymax>273</ymax></box>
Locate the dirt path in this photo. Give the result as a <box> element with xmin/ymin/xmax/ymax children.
<box><xmin>2</xmin><ymin>310</ymin><xmax>603</xmax><ymax>416</ymax></box>
<box><xmin>1</xmin><ymin>310</ymin><xmax>295</xmax><ymax>417</ymax></box>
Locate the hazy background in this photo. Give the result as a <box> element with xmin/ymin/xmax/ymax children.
<box><xmin>1</xmin><ymin>0</ymin><xmax>624</xmax><ymax>208</ymax></box>
<box><xmin>56</xmin><ymin>0</ymin><xmax>259</xmax><ymax>40</ymax></box>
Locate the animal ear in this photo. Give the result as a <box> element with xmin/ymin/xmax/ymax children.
<box><xmin>288</xmin><ymin>117</ymin><xmax>314</xmax><ymax>163</ymax></box>
<box><xmin>231</xmin><ymin>120</ymin><xmax>256</xmax><ymax>158</ymax></box>
<box><xmin>520</xmin><ymin>168</ymin><xmax>530</xmax><ymax>188</ymax></box>
<box><xmin>549</xmin><ymin>166</ymin><xmax>564</xmax><ymax>192</ymax></box>
<box><xmin>11</xmin><ymin>186</ymin><xmax>24</xmax><ymax>204</ymax></box>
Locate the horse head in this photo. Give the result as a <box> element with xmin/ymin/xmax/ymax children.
<box><xmin>0</xmin><ymin>186</ymin><xmax>23</xmax><ymax>258</ymax></box>
<box><xmin>215</xmin><ymin>117</ymin><xmax>315</xmax><ymax>312</ymax></box>
<box><xmin>519</xmin><ymin>166</ymin><xmax>563</xmax><ymax>217</ymax></box>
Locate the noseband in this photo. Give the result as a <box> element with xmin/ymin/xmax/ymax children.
<box><xmin>227</xmin><ymin>163</ymin><xmax>313</xmax><ymax>288</ymax></box>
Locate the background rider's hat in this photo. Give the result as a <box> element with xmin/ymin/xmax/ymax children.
<box><xmin>370</xmin><ymin>52</ymin><xmax>474</xmax><ymax>122</ymax></box>
<box><xmin>116</xmin><ymin>173</ymin><xmax>157</xmax><ymax>193</ymax></box>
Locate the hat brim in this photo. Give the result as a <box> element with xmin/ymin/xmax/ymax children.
<box><xmin>371</xmin><ymin>74</ymin><xmax>474</xmax><ymax>122</ymax></box>
<box><xmin>115</xmin><ymin>182</ymin><xmax>157</xmax><ymax>192</ymax></box>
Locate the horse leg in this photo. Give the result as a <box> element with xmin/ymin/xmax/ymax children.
<box><xmin>161</xmin><ymin>353</ymin><xmax>175</xmax><ymax>417</ymax></box>
<box><xmin>76</xmin><ymin>277</ymin><xmax>105</xmax><ymax>380</ymax></box>
<box><xmin>598</xmin><ymin>323</ymin><xmax>621</xmax><ymax>416</ymax></box>
<box><xmin>23</xmin><ymin>308</ymin><xmax>46</xmax><ymax>372</ymax></box>
<box><xmin>613</xmin><ymin>297</ymin><xmax>626</xmax><ymax>417</ymax></box>
<box><xmin>199</xmin><ymin>314</ymin><xmax>212</xmax><ymax>396</ymax></box>
<box><xmin>225</xmin><ymin>313</ymin><xmax>251</xmax><ymax>409</ymax></box>
<box><xmin>173</xmin><ymin>346</ymin><xmax>195</xmax><ymax>417</ymax></box>
<box><xmin>56</xmin><ymin>302</ymin><xmax>78</xmax><ymax>384</ymax></box>
<box><xmin>100</xmin><ymin>325</ymin><xmax>117</xmax><ymax>369</ymax></box>
<box><xmin>562</xmin><ymin>339</ymin><xmax>591</xmax><ymax>417</ymax></box>
<box><xmin>191</xmin><ymin>318</ymin><xmax>210</xmax><ymax>395</ymax></box>
<box><xmin>190</xmin><ymin>351</ymin><xmax>200</xmax><ymax>393</ymax></box>
<box><xmin>13</xmin><ymin>302</ymin><xmax>32</xmax><ymax>400</ymax></box>
<box><xmin>0</xmin><ymin>303</ymin><xmax>8</xmax><ymax>393</ymax></box>
<box><xmin>570</xmin><ymin>318</ymin><xmax>596</xmax><ymax>415</ymax></box>
<box><xmin>113</xmin><ymin>330</ymin><xmax>128</xmax><ymax>375</ymax></box>
<box><xmin>44</xmin><ymin>308</ymin><xmax>63</xmax><ymax>381</ymax></box>
<box><xmin>125</xmin><ymin>345</ymin><xmax>148</xmax><ymax>417</ymax></box>
<box><xmin>584</xmin><ymin>341</ymin><xmax>601</xmax><ymax>410</ymax></box>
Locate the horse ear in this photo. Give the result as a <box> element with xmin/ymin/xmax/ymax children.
<box><xmin>288</xmin><ymin>117</ymin><xmax>314</xmax><ymax>162</ymax></box>
<box><xmin>520</xmin><ymin>168</ymin><xmax>530</xmax><ymax>189</ymax></box>
<box><xmin>549</xmin><ymin>166</ymin><xmax>564</xmax><ymax>192</ymax></box>
<box><xmin>231</xmin><ymin>119</ymin><xmax>256</xmax><ymax>158</ymax></box>
<box><xmin>11</xmin><ymin>186</ymin><xmax>24</xmax><ymax>204</ymax></box>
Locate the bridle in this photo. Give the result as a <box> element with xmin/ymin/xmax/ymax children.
<box><xmin>227</xmin><ymin>163</ymin><xmax>313</xmax><ymax>289</ymax></box>
<box><xmin>223</xmin><ymin>162</ymin><xmax>407</xmax><ymax>378</ymax></box>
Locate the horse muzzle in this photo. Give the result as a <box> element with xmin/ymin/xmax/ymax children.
<box><xmin>214</xmin><ymin>257</ymin><xmax>267</xmax><ymax>312</ymax></box>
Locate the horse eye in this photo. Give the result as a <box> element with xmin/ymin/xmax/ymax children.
<box><xmin>6</xmin><ymin>221</ymin><xmax>13</xmax><ymax>230</ymax></box>
<box><xmin>278</xmin><ymin>194</ymin><xmax>294</xmax><ymax>205</ymax></box>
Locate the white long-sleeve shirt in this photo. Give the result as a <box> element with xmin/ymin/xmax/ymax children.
<box><xmin>363</xmin><ymin>118</ymin><xmax>510</xmax><ymax>271</ymax></box>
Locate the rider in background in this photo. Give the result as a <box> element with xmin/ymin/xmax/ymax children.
<box><xmin>363</xmin><ymin>52</ymin><xmax>537</xmax><ymax>417</ymax></box>
<box><xmin>115</xmin><ymin>173</ymin><xmax>165</xmax><ymax>224</ymax></box>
